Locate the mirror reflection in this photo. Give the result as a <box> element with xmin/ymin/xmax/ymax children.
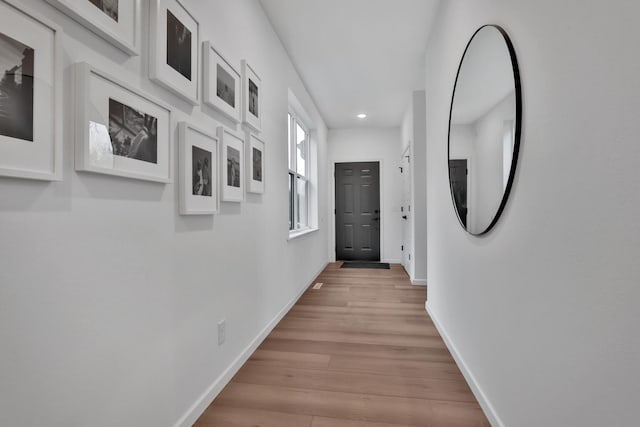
<box><xmin>448</xmin><ymin>25</ymin><xmax>521</xmax><ymax>235</ymax></box>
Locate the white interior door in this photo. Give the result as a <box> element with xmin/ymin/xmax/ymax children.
<box><xmin>401</xmin><ymin>145</ymin><xmax>412</xmax><ymax>273</ymax></box>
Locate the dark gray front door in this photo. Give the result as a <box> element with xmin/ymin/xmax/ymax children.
<box><xmin>449</xmin><ymin>159</ymin><xmax>468</xmax><ymax>228</ymax></box>
<box><xmin>335</xmin><ymin>162</ymin><xmax>380</xmax><ymax>261</ymax></box>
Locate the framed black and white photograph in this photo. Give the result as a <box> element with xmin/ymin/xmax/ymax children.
<box><xmin>149</xmin><ymin>0</ymin><xmax>199</xmax><ymax>105</ymax></box>
<box><xmin>203</xmin><ymin>41</ymin><xmax>241</xmax><ymax>122</ymax></box>
<box><xmin>0</xmin><ymin>0</ymin><xmax>63</xmax><ymax>181</ymax></box>
<box><xmin>45</xmin><ymin>0</ymin><xmax>139</xmax><ymax>56</ymax></box>
<box><xmin>179</xmin><ymin>122</ymin><xmax>218</xmax><ymax>215</ymax></box>
<box><xmin>246</xmin><ymin>133</ymin><xmax>265</xmax><ymax>194</ymax></box>
<box><xmin>217</xmin><ymin>126</ymin><xmax>244</xmax><ymax>202</ymax></box>
<box><xmin>241</xmin><ymin>60</ymin><xmax>261</xmax><ymax>132</ymax></box>
<box><xmin>74</xmin><ymin>62</ymin><xmax>172</xmax><ymax>183</ymax></box>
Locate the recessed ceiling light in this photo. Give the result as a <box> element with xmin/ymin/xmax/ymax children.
<box><xmin>357</xmin><ymin>113</ymin><xmax>367</xmax><ymax>119</ymax></box>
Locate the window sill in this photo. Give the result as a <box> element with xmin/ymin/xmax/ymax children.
<box><xmin>287</xmin><ymin>227</ymin><xmax>319</xmax><ymax>241</ymax></box>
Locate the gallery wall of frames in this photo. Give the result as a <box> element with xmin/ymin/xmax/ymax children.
<box><xmin>0</xmin><ymin>2</ymin><xmax>330</xmax><ymax>426</ymax></box>
<box><xmin>1</xmin><ymin>0</ymin><xmax>266</xmax><ymax>212</ymax></box>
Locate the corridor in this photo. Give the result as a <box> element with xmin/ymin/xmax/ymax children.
<box><xmin>195</xmin><ymin>264</ymin><xmax>489</xmax><ymax>426</ymax></box>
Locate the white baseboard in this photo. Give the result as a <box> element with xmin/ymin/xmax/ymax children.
<box><xmin>411</xmin><ymin>278</ymin><xmax>427</xmax><ymax>286</ymax></box>
<box><xmin>425</xmin><ymin>301</ymin><xmax>504</xmax><ymax>427</ymax></box>
<box><xmin>174</xmin><ymin>261</ymin><xmax>329</xmax><ymax>427</ymax></box>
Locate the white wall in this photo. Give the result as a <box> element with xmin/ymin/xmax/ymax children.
<box><xmin>328</xmin><ymin>127</ymin><xmax>402</xmax><ymax>263</ymax></box>
<box><xmin>0</xmin><ymin>1</ymin><xmax>328</xmax><ymax>426</ymax></box>
<box><xmin>425</xmin><ymin>1</ymin><xmax>640</xmax><ymax>426</ymax></box>
<box><xmin>401</xmin><ymin>91</ymin><xmax>427</xmax><ymax>284</ymax></box>
<box><xmin>472</xmin><ymin>92</ymin><xmax>515</xmax><ymax>232</ymax></box>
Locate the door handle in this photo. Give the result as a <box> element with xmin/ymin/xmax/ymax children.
<box><xmin>402</xmin><ymin>215</ymin><xmax>407</xmax><ymax>220</ymax></box>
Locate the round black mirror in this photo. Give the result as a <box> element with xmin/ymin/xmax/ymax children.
<box><xmin>448</xmin><ymin>25</ymin><xmax>521</xmax><ymax>235</ymax></box>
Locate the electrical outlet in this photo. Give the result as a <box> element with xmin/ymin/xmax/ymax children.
<box><xmin>218</xmin><ymin>319</ymin><xmax>226</xmax><ymax>345</ymax></box>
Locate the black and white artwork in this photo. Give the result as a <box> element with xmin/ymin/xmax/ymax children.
<box><xmin>203</xmin><ymin>42</ymin><xmax>240</xmax><ymax>122</ymax></box>
<box><xmin>179</xmin><ymin>122</ymin><xmax>218</xmax><ymax>214</ymax></box>
<box><xmin>252</xmin><ymin>147</ymin><xmax>262</xmax><ymax>182</ymax></box>
<box><xmin>247</xmin><ymin>133</ymin><xmax>265</xmax><ymax>194</ymax></box>
<box><xmin>108</xmin><ymin>98</ymin><xmax>158</xmax><ymax>164</ymax></box>
<box><xmin>248</xmin><ymin>78</ymin><xmax>258</xmax><ymax>118</ymax></box>
<box><xmin>192</xmin><ymin>145</ymin><xmax>211</xmax><ymax>197</ymax></box>
<box><xmin>0</xmin><ymin>32</ymin><xmax>34</xmax><ymax>142</ymax></box>
<box><xmin>166</xmin><ymin>10</ymin><xmax>191</xmax><ymax>81</ymax></box>
<box><xmin>227</xmin><ymin>145</ymin><xmax>240</xmax><ymax>188</ymax></box>
<box><xmin>46</xmin><ymin>0</ymin><xmax>137</xmax><ymax>56</ymax></box>
<box><xmin>217</xmin><ymin>64</ymin><xmax>235</xmax><ymax>108</ymax></box>
<box><xmin>88</xmin><ymin>0</ymin><xmax>118</xmax><ymax>22</ymax></box>
<box><xmin>241</xmin><ymin>61</ymin><xmax>261</xmax><ymax>131</ymax></box>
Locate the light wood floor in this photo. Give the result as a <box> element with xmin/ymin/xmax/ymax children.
<box><xmin>194</xmin><ymin>263</ymin><xmax>489</xmax><ymax>427</ymax></box>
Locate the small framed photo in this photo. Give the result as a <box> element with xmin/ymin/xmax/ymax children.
<box><xmin>217</xmin><ymin>126</ymin><xmax>244</xmax><ymax>202</ymax></box>
<box><xmin>74</xmin><ymin>62</ymin><xmax>172</xmax><ymax>183</ymax></box>
<box><xmin>179</xmin><ymin>122</ymin><xmax>218</xmax><ymax>215</ymax></box>
<box><xmin>241</xmin><ymin>60</ymin><xmax>262</xmax><ymax>132</ymax></box>
<box><xmin>203</xmin><ymin>41</ymin><xmax>241</xmax><ymax>122</ymax></box>
<box><xmin>0</xmin><ymin>0</ymin><xmax>63</xmax><ymax>181</ymax></box>
<box><xmin>45</xmin><ymin>0</ymin><xmax>139</xmax><ymax>56</ymax></box>
<box><xmin>246</xmin><ymin>133</ymin><xmax>265</xmax><ymax>194</ymax></box>
<box><xmin>149</xmin><ymin>0</ymin><xmax>199</xmax><ymax>105</ymax></box>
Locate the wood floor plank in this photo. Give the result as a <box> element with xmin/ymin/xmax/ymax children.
<box><xmin>311</xmin><ymin>416</ymin><xmax>414</xmax><ymax>427</ymax></box>
<box><xmin>259</xmin><ymin>338</ymin><xmax>455</xmax><ymax>363</ymax></box>
<box><xmin>194</xmin><ymin>263</ymin><xmax>489</xmax><ymax>426</ymax></box>
<box><xmin>327</xmin><ymin>355</ymin><xmax>464</xmax><ymax>381</ymax></box>
<box><xmin>248</xmin><ymin>349</ymin><xmax>331</xmax><ymax>370</ymax></box>
<box><xmin>233</xmin><ymin>362</ymin><xmax>477</xmax><ymax>402</ymax></box>
<box><xmin>194</xmin><ymin>405</ymin><xmax>312</xmax><ymax>427</ymax></box>
<box><xmin>268</xmin><ymin>328</ymin><xmax>449</xmax><ymax>349</ymax></box>
<box><xmin>214</xmin><ymin>383</ymin><xmax>489</xmax><ymax>427</ymax></box>
<box><xmin>276</xmin><ymin>316</ymin><xmax>441</xmax><ymax>337</ymax></box>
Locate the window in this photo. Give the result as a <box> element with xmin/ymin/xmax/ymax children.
<box><xmin>288</xmin><ymin>112</ymin><xmax>310</xmax><ymax>231</ymax></box>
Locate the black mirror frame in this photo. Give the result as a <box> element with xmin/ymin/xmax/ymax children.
<box><xmin>447</xmin><ymin>24</ymin><xmax>522</xmax><ymax>236</ymax></box>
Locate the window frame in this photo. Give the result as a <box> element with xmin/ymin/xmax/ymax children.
<box><xmin>288</xmin><ymin>111</ymin><xmax>310</xmax><ymax>232</ymax></box>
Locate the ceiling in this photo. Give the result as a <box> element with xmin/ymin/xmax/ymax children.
<box><xmin>260</xmin><ymin>0</ymin><xmax>440</xmax><ymax>129</ymax></box>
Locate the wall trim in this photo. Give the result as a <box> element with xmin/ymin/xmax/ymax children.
<box><xmin>174</xmin><ymin>261</ymin><xmax>329</xmax><ymax>427</ymax></box>
<box><xmin>426</xmin><ymin>301</ymin><xmax>505</xmax><ymax>427</ymax></box>
<box><xmin>411</xmin><ymin>279</ymin><xmax>427</xmax><ymax>286</ymax></box>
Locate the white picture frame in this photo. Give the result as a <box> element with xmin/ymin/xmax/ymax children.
<box><xmin>0</xmin><ymin>0</ymin><xmax>63</xmax><ymax>181</ymax></box>
<box><xmin>241</xmin><ymin>60</ymin><xmax>262</xmax><ymax>132</ymax></box>
<box><xmin>246</xmin><ymin>133</ymin><xmax>265</xmax><ymax>194</ymax></box>
<box><xmin>203</xmin><ymin>41</ymin><xmax>241</xmax><ymax>122</ymax></box>
<box><xmin>45</xmin><ymin>0</ymin><xmax>139</xmax><ymax>56</ymax></box>
<box><xmin>149</xmin><ymin>0</ymin><xmax>199</xmax><ymax>105</ymax></box>
<box><xmin>179</xmin><ymin>122</ymin><xmax>219</xmax><ymax>215</ymax></box>
<box><xmin>74</xmin><ymin>62</ymin><xmax>172</xmax><ymax>183</ymax></box>
<box><xmin>217</xmin><ymin>126</ymin><xmax>244</xmax><ymax>202</ymax></box>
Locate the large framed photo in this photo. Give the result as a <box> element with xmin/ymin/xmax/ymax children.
<box><xmin>241</xmin><ymin>60</ymin><xmax>262</xmax><ymax>132</ymax></box>
<box><xmin>45</xmin><ymin>0</ymin><xmax>139</xmax><ymax>56</ymax></box>
<box><xmin>203</xmin><ymin>41</ymin><xmax>240</xmax><ymax>122</ymax></box>
<box><xmin>217</xmin><ymin>127</ymin><xmax>244</xmax><ymax>202</ymax></box>
<box><xmin>246</xmin><ymin>133</ymin><xmax>265</xmax><ymax>194</ymax></box>
<box><xmin>149</xmin><ymin>0</ymin><xmax>199</xmax><ymax>105</ymax></box>
<box><xmin>0</xmin><ymin>0</ymin><xmax>63</xmax><ymax>181</ymax></box>
<box><xmin>179</xmin><ymin>122</ymin><xmax>218</xmax><ymax>215</ymax></box>
<box><xmin>74</xmin><ymin>62</ymin><xmax>172</xmax><ymax>183</ymax></box>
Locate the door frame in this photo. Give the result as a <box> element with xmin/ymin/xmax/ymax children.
<box><xmin>330</xmin><ymin>159</ymin><xmax>385</xmax><ymax>263</ymax></box>
<box><xmin>400</xmin><ymin>144</ymin><xmax>412</xmax><ymax>273</ymax></box>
